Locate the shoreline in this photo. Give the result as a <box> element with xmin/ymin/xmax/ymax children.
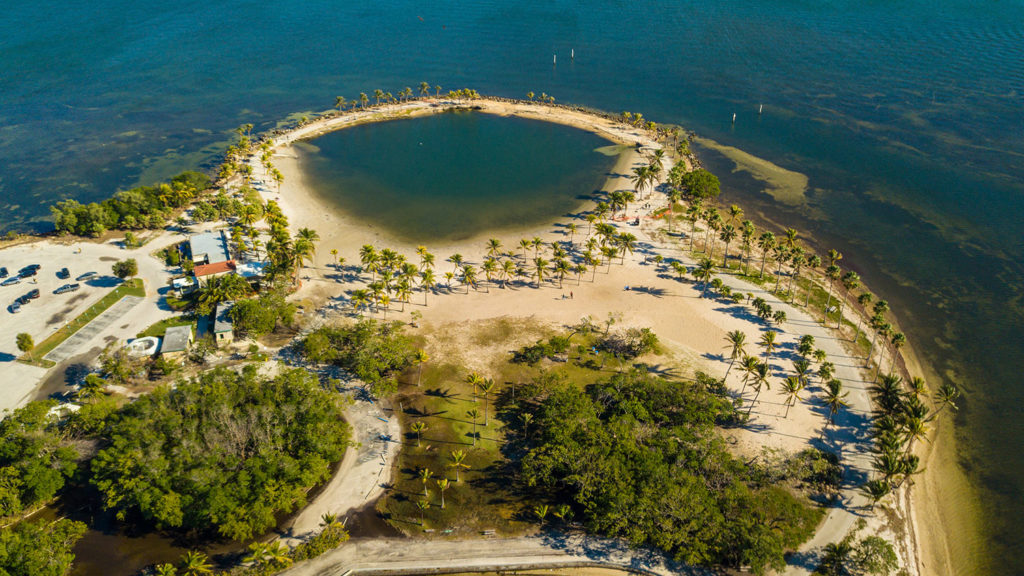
<box><xmin>247</xmin><ymin>96</ymin><xmax>942</xmax><ymax>575</ymax></box>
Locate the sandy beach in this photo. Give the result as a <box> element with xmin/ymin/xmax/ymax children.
<box><xmin>248</xmin><ymin>97</ymin><xmax>944</xmax><ymax>575</ymax></box>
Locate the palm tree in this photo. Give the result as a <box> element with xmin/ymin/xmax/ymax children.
<box><xmin>823</xmin><ymin>379</ymin><xmax>849</xmax><ymax>427</ymax></box>
<box><xmin>448</xmin><ymin>449</ymin><xmax>470</xmax><ymax>482</ymax></box>
<box><xmin>719</xmin><ymin>224</ymin><xmax>736</xmax><ymax>267</ymax></box>
<box><xmin>178</xmin><ymin>551</ymin><xmax>213</xmax><ymax>576</ymax></box>
<box><xmin>723</xmin><ymin>330</ymin><xmax>746</xmax><ymax>380</ymax></box>
<box><xmin>552</xmin><ymin>503</ymin><xmax>572</xmax><ymax>523</ymax></box>
<box><xmin>739</xmin><ymin>355</ymin><xmax>761</xmax><ymax>395</ymax></box>
<box><xmin>933</xmin><ymin>382</ymin><xmax>961</xmax><ymax>416</ymax></box>
<box><xmin>420</xmin><ymin>269</ymin><xmax>436</xmax><ymax>305</ymax></box>
<box><xmin>747</xmin><ymin>361</ymin><xmax>771</xmax><ymax>416</ymax></box>
<box><xmin>823</xmin><ymin>264</ymin><xmax>841</xmax><ymax>317</ymax></box>
<box><xmin>757</xmin><ymin>232</ymin><xmax>776</xmax><ymax>277</ymax></box>
<box><xmin>781</xmin><ymin>376</ymin><xmax>805</xmax><ymax>418</ymax></box>
<box><xmin>520</xmin><ymin>413</ymin><xmax>534</xmax><ymax>437</ymax></box>
<box><xmin>460</xmin><ymin>264</ymin><xmax>478</xmax><ymax>293</ymax></box>
<box><xmin>804</xmin><ymin>254</ymin><xmax>822</xmax><ymax>307</ymax></box>
<box><xmin>533</xmin><ymin>256</ymin><xmax>549</xmax><ymax>287</ymax></box>
<box><xmin>448</xmin><ymin>253</ymin><xmax>464</xmax><ymax>275</ymax></box>
<box><xmin>759</xmin><ymin>330</ymin><xmax>778</xmax><ymax>377</ymax></box>
<box><xmin>478</xmin><ymin>379</ymin><xmax>496</xmax><ymax>426</ymax></box>
<box><xmin>466</xmin><ymin>409</ymin><xmax>480</xmax><ymax>445</ymax></box>
<box><xmin>531</xmin><ymin>236</ymin><xmax>544</xmax><ymax>257</ymax></box>
<box><xmin>861</xmin><ymin>479</ymin><xmax>892</xmax><ymax>509</ymax></box>
<box><xmin>617</xmin><ymin>233</ymin><xmax>637</xmax><ymax>264</ymax></box>
<box><xmin>686</xmin><ymin>200</ymin><xmax>703</xmax><ymax>251</ymax></box>
<box><xmin>566</xmin><ymin>223</ymin><xmax>578</xmax><ymax>245</ymax></box>
<box><xmin>837</xmin><ymin>271</ymin><xmax>861</xmax><ymax>328</ymax></box>
<box><xmin>792</xmin><ymin>358</ymin><xmax>811</xmax><ymax>386</ymax></box>
<box><xmin>534</xmin><ymin>504</ymin><xmax>550</xmax><ymax>524</ymax></box>
<box><xmin>740</xmin><ymin>220</ymin><xmax>755</xmax><ymax>273</ymax></box>
<box><xmin>360</xmin><ymin>245</ymin><xmax>379</xmax><ymax>281</ymax></box>
<box><xmin>373</xmin><ymin>89</ymin><xmax>384</xmax><ymax>105</ymax></box>
<box><xmin>501</xmin><ymin>259</ymin><xmax>517</xmax><ymax>288</ymax></box>
<box><xmin>415</xmin><ymin>498</ymin><xmax>429</xmax><ymax>526</ymax></box>
<box><xmin>418</xmin><ymin>467</ymin><xmax>434</xmax><ymax>497</ymax></box>
<box><xmin>465</xmin><ymin>371</ymin><xmax>483</xmax><ymax>401</ymax></box>
<box><xmin>890</xmin><ymin>332</ymin><xmax>906</xmax><ymax>373</ymax></box>
<box><xmin>263</xmin><ymin>542</ymin><xmax>292</xmax><ymax>569</ymax></box>
<box><xmin>772</xmin><ymin>246</ymin><xmax>790</xmax><ymax>294</ymax></box>
<box><xmin>411</xmin><ymin>421</ymin><xmax>427</xmax><ymax>447</ymax></box>
<box><xmin>692</xmin><ymin>258</ymin><xmax>716</xmax><ymax>297</ymax></box>
<box><xmin>436</xmin><ymin>477</ymin><xmax>451</xmax><ymax>509</ymax></box>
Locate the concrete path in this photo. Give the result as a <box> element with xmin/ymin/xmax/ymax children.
<box><xmin>281</xmin><ymin>532</ymin><xmax>692</xmax><ymax>576</ymax></box>
<box><xmin>44</xmin><ymin>295</ymin><xmax>144</xmax><ymax>363</ymax></box>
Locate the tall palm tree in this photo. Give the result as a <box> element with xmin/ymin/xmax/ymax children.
<box><xmin>686</xmin><ymin>199</ymin><xmax>703</xmax><ymax>251</ymax></box>
<box><xmin>531</xmin><ymin>236</ymin><xmax>544</xmax><ymax>257</ymax></box>
<box><xmin>747</xmin><ymin>361</ymin><xmax>771</xmax><ymax>416</ymax></box>
<box><xmin>739</xmin><ymin>355</ymin><xmax>761</xmax><ymax>395</ymax></box>
<box><xmin>837</xmin><ymin>271</ymin><xmax>861</xmax><ymax>328</ymax></box>
<box><xmin>723</xmin><ymin>330</ymin><xmax>746</xmax><ymax>380</ymax></box>
<box><xmin>566</xmin><ymin>222</ymin><xmax>578</xmax><ymax>245</ymax></box>
<box><xmin>804</xmin><ymin>254</ymin><xmax>822</xmax><ymax>307</ymax></box>
<box><xmin>466</xmin><ymin>409</ymin><xmax>480</xmax><ymax>445</ymax></box>
<box><xmin>823</xmin><ymin>379</ymin><xmax>849</xmax><ymax>427</ymax></box>
<box><xmin>759</xmin><ymin>330</ymin><xmax>778</xmax><ymax>377</ymax></box>
<box><xmin>758</xmin><ymin>232</ymin><xmax>777</xmax><ymax>277</ymax></box>
<box><xmin>460</xmin><ymin>264</ymin><xmax>478</xmax><ymax>293</ymax></box>
<box><xmin>486</xmin><ymin>238</ymin><xmax>502</xmax><ymax>257</ymax></box>
<box><xmin>890</xmin><ymin>332</ymin><xmax>906</xmax><ymax>373</ymax></box>
<box><xmin>787</xmin><ymin>249</ymin><xmax>805</xmax><ymax>302</ymax></box>
<box><xmin>373</xmin><ymin>89</ymin><xmax>384</xmax><ymax>105</ymax></box>
<box><xmin>411</xmin><ymin>421</ymin><xmax>427</xmax><ymax>446</ymax></box>
<box><xmin>413</xmin><ymin>349</ymin><xmax>429</xmax><ymax>386</ymax></box>
<box><xmin>741</xmin><ymin>220</ymin><xmax>756</xmax><ymax>274</ymax></box>
<box><xmin>823</xmin><ymin>264</ymin><xmax>841</xmax><ymax>317</ymax></box>
<box><xmin>478</xmin><ymin>379</ymin><xmax>496</xmax><ymax>425</ymax></box>
<box><xmin>420</xmin><ymin>269</ymin><xmax>436</xmax><ymax>305</ymax></box>
<box><xmin>692</xmin><ymin>258</ymin><xmax>716</xmax><ymax>297</ymax></box>
<box><xmin>772</xmin><ymin>246</ymin><xmax>790</xmax><ymax>294</ymax></box>
<box><xmin>418</xmin><ymin>467</ymin><xmax>434</xmax><ymax>497</ymax></box>
<box><xmin>533</xmin><ymin>256</ymin><xmax>549</xmax><ymax>287</ymax></box>
<box><xmin>448</xmin><ymin>449</ymin><xmax>470</xmax><ymax>482</ymax></box>
<box><xmin>465</xmin><ymin>371</ymin><xmax>483</xmax><ymax>402</ymax></box>
<box><xmin>501</xmin><ymin>259</ymin><xmax>517</xmax><ymax>288</ymax></box>
<box><xmin>415</xmin><ymin>498</ymin><xmax>429</xmax><ymax>526</ymax></box>
<box><xmin>933</xmin><ymin>383</ymin><xmax>961</xmax><ymax>416</ymax></box>
<box><xmin>719</xmin><ymin>224</ymin><xmax>737</xmax><ymax>267</ymax></box>
<box><xmin>448</xmin><ymin>253</ymin><xmax>464</xmax><ymax>274</ymax></box>
<box><xmin>436</xmin><ymin>477</ymin><xmax>450</xmax><ymax>509</ymax></box>
<box><xmin>781</xmin><ymin>376</ymin><xmax>805</xmax><ymax>418</ymax></box>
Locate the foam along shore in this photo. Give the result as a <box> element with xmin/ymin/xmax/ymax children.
<box><xmin>246</xmin><ymin>96</ymin><xmax>934</xmax><ymax>575</ymax></box>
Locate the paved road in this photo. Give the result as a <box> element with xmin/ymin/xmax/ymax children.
<box><xmin>44</xmin><ymin>295</ymin><xmax>144</xmax><ymax>363</ymax></box>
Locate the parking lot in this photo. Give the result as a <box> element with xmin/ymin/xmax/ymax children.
<box><xmin>0</xmin><ymin>233</ymin><xmax>185</xmax><ymax>411</ymax></box>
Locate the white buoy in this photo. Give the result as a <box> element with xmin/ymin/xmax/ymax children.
<box><xmin>732</xmin><ymin>113</ymin><xmax>736</xmax><ymax>123</ymax></box>
<box><xmin>571</xmin><ymin>48</ymin><xmax>575</xmax><ymax>59</ymax></box>
<box><xmin>553</xmin><ymin>54</ymin><xmax>557</xmax><ymax>65</ymax></box>
<box><xmin>759</xmin><ymin>104</ymin><xmax>763</xmax><ymax>115</ymax></box>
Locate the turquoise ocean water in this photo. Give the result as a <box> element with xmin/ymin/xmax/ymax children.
<box><xmin>3</xmin><ymin>1</ymin><xmax>1024</xmax><ymax>573</ymax></box>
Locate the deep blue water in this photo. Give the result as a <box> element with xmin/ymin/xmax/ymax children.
<box><xmin>3</xmin><ymin>1</ymin><xmax>1023</xmax><ymax>573</ymax></box>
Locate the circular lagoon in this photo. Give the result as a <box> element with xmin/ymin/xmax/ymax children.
<box><xmin>296</xmin><ymin>111</ymin><xmax>625</xmax><ymax>241</ymax></box>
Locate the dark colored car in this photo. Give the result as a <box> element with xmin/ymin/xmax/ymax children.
<box><xmin>54</xmin><ymin>283</ymin><xmax>80</xmax><ymax>295</ymax></box>
<box><xmin>19</xmin><ymin>268</ymin><xmax>37</xmax><ymax>278</ymax></box>
<box><xmin>26</xmin><ymin>289</ymin><xmax>40</xmax><ymax>300</ymax></box>
<box><xmin>0</xmin><ymin>267</ymin><xmax>7</xmax><ymax>278</ymax></box>
<box><xmin>57</xmin><ymin>267</ymin><xmax>70</xmax><ymax>279</ymax></box>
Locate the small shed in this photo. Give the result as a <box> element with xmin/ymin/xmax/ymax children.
<box><xmin>162</xmin><ymin>325</ymin><xmax>194</xmax><ymax>358</ymax></box>
<box><xmin>214</xmin><ymin>301</ymin><xmax>234</xmax><ymax>344</ymax></box>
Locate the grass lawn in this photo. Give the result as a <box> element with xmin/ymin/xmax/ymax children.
<box><xmin>381</xmin><ymin>319</ymin><xmax>658</xmax><ymax>537</ymax></box>
<box><xmin>137</xmin><ymin>315</ymin><xmax>194</xmax><ymax>338</ymax></box>
<box><xmin>20</xmin><ymin>278</ymin><xmax>145</xmax><ymax>367</ymax></box>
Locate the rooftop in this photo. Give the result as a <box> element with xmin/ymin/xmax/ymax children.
<box><xmin>162</xmin><ymin>325</ymin><xmax>193</xmax><ymax>353</ymax></box>
<box><xmin>194</xmin><ymin>260</ymin><xmax>237</xmax><ymax>277</ymax></box>
<box><xmin>189</xmin><ymin>231</ymin><xmax>231</xmax><ymax>265</ymax></box>
<box><xmin>214</xmin><ymin>301</ymin><xmax>234</xmax><ymax>334</ymax></box>
<box><xmin>235</xmin><ymin>260</ymin><xmax>268</xmax><ymax>278</ymax></box>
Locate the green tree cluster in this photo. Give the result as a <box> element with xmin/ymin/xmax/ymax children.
<box><xmin>50</xmin><ymin>171</ymin><xmax>210</xmax><ymax>236</ymax></box>
<box><xmin>302</xmin><ymin>319</ymin><xmax>415</xmax><ymax>396</ymax></box>
<box><xmin>88</xmin><ymin>366</ymin><xmax>350</xmax><ymax>541</ymax></box>
<box><xmin>0</xmin><ymin>518</ymin><xmax>87</xmax><ymax>576</ymax></box>
<box><xmin>0</xmin><ymin>401</ymin><xmax>78</xmax><ymax>519</ymax></box>
<box><xmin>511</xmin><ymin>369</ymin><xmax>820</xmax><ymax>574</ymax></box>
<box><xmin>228</xmin><ymin>288</ymin><xmax>297</xmax><ymax>338</ymax></box>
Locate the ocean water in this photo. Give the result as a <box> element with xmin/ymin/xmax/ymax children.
<box><xmin>297</xmin><ymin>111</ymin><xmax>620</xmax><ymax>241</ymax></box>
<box><xmin>3</xmin><ymin>1</ymin><xmax>1023</xmax><ymax>574</ymax></box>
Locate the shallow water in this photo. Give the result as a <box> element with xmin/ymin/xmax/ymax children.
<box><xmin>297</xmin><ymin>111</ymin><xmax>621</xmax><ymax>241</ymax></box>
<box><xmin>3</xmin><ymin>1</ymin><xmax>1024</xmax><ymax>573</ymax></box>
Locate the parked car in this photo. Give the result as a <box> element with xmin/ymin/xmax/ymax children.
<box><xmin>9</xmin><ymin>302</ymin><xmax>20</xmax><ymax>314</ymax></box>
<box><xmin>1</xmin><ymin>277</ymin><xmax>20</xmax><ymax>287</ymax></box>
<box><xmin>57</xmin><ymin>267</ymin><xmax>70</xmax><ymax>279</ymax></box>
<box><xmin>0</xmin><ymin>267</ymin><xmax>8</xmax><ymax>278</ymax></box>
<box><xmin>76</xmin><ymin>271</ymin><xmax>97</xmax><ymax>281</ymax></box>
<box><xmin>19</xmin><ymin>268</ymin><xmax>37</xmax><ymax>278</ymax></box>
<box><xmin>26</xmin><ymin>289</ymin><xmax>40</xmax><ymax>300</ymax></box>
<box><xmin>54</xmin><ymin>283</ymin><xmax>80</xmax><ymax>295</ymax></box>
<box><xmin>14</xmin><ymin>295</ymin><xmax>28</xmax><ymax>306</ymax></box>
<box><xmin>19</xmin><ymin>264</ymin><xmax>40</xmax><ymax>274</ymax></box>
